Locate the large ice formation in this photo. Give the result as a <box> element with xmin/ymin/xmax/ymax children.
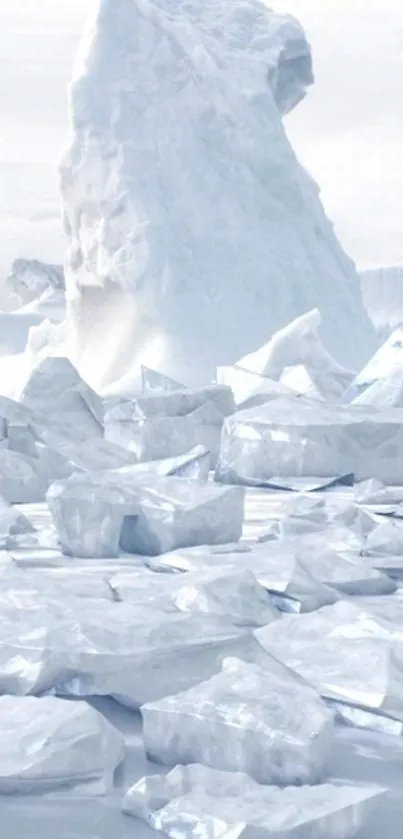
<box><xmin>60</xmin><ymin>0</ymin><xmax>376</xmax><ymax>391</ymax></box>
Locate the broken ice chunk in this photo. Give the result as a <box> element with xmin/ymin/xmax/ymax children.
<box><xmin>47</xmin><ymin>474</ymin><xmax>244</xmax><ymax>558</ymax></box>
<box><xmin>109</xmin><ymin>568</ymin><xmax>279</xmax><ymax>627</ymax></box>
<box><xmin>256</xmin><ymin>602</ymin><xmax>403</xmax><ymax>733</ymax></box>
<box><xmin>142</xmin><ymin>657</ymin><xmax>335</xmax><ymax>785</ymax></box>
<box><xmin>147</xmin><ymin>543</ymin><xmax>338</xmax><ymax>613</ymax></box>
<box><xmin>0</xmin><ymin>695</ymin><xmax>124</xmax><ymax>794</ymax></box>
<box><xmin>17</xmin><ymin>357</ymin><xmax>104</xmax><ymax>440</ymax></box>
<box><xmin>123</xmin><ymin>764</ymin><xmax>385</xmax><ymax>839</ymax></box>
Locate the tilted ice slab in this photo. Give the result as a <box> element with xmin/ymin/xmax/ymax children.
<box><xmin>61</xmin><ymin>0</ymin><xmax>375</xmax><ymax>391</ymax></box>
<box><xmin>123</xmin><ymin>764</ymin><xmax>385</xmax><ymax>839</ymax></box>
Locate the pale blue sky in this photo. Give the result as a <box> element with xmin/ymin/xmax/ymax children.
<box><xmin>0</xmin><ymin>0</ymin><xmax>401</xmax><ymax>278</ymax></box>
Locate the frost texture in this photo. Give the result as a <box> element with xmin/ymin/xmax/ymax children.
<box><xmin>142</xmin><ymin>657</ymin><xmax>335</xmax><ymax>785</ymax></box>
<box><xmin>61</xmin><ymin>0</ymin><xmax>375</xmax><ymax>391</ymax></box>
<box><xmin>123</xmin><ymin>764</ymin><xmax>385</xmax><ymax>839</ymax></box>
<box><xmin>0</xmin><ymin>695</ymin><xmax>124</xmax><ymax>794</ymax></box>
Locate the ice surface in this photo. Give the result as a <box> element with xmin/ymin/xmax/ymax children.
<box><xmin>123</xmin><ymin>764</ymin><xmax>385</xmax><ymax>839</ymax></box>
<box><xmin>142</xmin><ymin>656</ymin><xmax>335</xmax><ymax>784</ymax></box>
<box><xmin>109</xmin><ymin>567</ymin><xmax>279</xmax><ymax>627</ymax></box>
<box><xmin>61</xmin><ymin>0</ymin><xmax>375</xmax><ymax>392</ymax></box>
<box><xmin>0</xmin><ymin>695</ymin><xmax>124</xmax><ymax>794</ymax></box>
<box><xmin>216</xmin><ymin>396</ymin><xmax>403</xmax><ymax>485</ymax></box>
<box><xmin>256</xmin><ymin>602</ymin><xmax>403</xmax><ymax>732</ymax></box>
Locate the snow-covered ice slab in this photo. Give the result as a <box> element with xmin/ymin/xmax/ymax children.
<box><xmin>0</xmin><ymin>695</ymin><xmax>124</xmax><ymax>794</ymax></box>
<box><xmin>109</xmin><ymin>568</ymin><xmax>279</xmax><ymax>627</ymax></box>
<box><xmin>142</xmin><ymin>656</ymin><xmax>335</xmax><ymax>785</ymax></box>
<box><xmin>61</xmin><ymin>0</ymin><xmax>375</xmax><ymax>392</ymax></box>
<box><xmin>123</xmin><ymin>764</ymin><xmax>385</xmax><ymax>839</ymax></box>
<box><xmin>256</xmin><ymin>602</ymin><xmax>403</xmax><ymax>734</ymax></box>
<box><xmin>147</xmin><ymin>543</ymin><xmax>339</xmax><ymax>613</ymax></box>
<box><xmin>47</xmin><ymin>474</ymin><xmax>244</xmax><ymax>558</ymax></box>
<box><xmin>216</xmin><ymin>396</ymin><xmax>403</xmax><ymax>485</ymax></box>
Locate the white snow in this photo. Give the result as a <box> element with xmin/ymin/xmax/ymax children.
<box><xmin>60</xmin><ymin>0</ymin><xmax>375</xmax><ymax>392</ymax></box>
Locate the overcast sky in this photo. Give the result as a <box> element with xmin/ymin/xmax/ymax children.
<box><xmin>0</xmin><ymin>0</ymin><xmax>401</xmax><ymax>280</ymax></box>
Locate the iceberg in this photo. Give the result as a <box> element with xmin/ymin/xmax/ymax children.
<box><xmin>60</xmin><ymin>0</ymin><xmax>375</xmax><ymax>392</ymax></box>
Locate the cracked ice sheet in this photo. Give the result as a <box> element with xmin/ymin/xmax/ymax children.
<box><xmin>2</xmin><ymin>491</ymin><xmax>403</xmax><ymax>838</ymax></box>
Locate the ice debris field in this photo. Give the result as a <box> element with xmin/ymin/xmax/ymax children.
<box><xmin>0</xmin><ymin>1</ymin><xmax>403</xmax><ymax>838</ymax></box>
